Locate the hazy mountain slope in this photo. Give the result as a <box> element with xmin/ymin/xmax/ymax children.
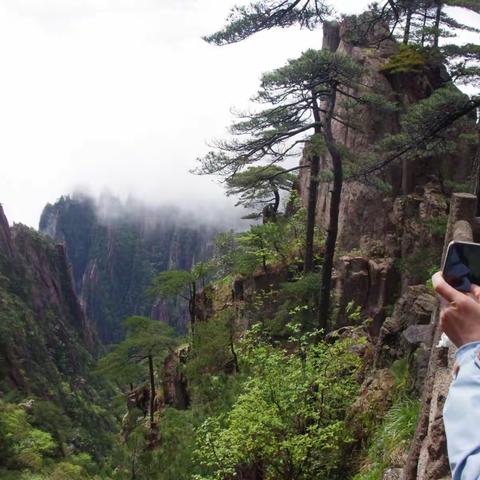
<box><xmin>0</xmin><ymin>204</ymin><xmax>117</xmax><ymax>473</ymax></box>
<box><xmin>40</xmin><ymin>194</ymin><xmax>220</xmax><ymax>343</ymax></box>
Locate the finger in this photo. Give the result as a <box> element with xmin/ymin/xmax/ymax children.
<box><xmin>471</xmin><ymin>284</ymin><xmax>480</xmax><ymax>301</ymax></box>
<box><xmin>432</xmin><ymin>271</ymin><xmax>464</xmax><ymax>303</ymax></box>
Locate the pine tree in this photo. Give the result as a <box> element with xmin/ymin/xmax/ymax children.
<box><xmin>195</xmin><ymin>48</ymin><xmax>393</xmax><ymax>328</ymax></box>
<box><xmin>148</xmin><ymin>262</ymin><xmax>212</xmax><ymax>334</ymax></box>
<box><xmin>97</xmin><ymin>316</ymin><xmax>177</xmax><ymax>428</ymax></box>
<box><xmin>203</xmin><ymin>0</ymin><xmax>331</xmax><ymax>45</ymax></box>
<box><xmin>225</xmin><ymin>165</ymin><xmax>296</xmax><ymax>220</ymax></box>
<box><xmin>202</xmin><ymin>0</ymin><xmax>479</xmax><ymax>331</ymax></box>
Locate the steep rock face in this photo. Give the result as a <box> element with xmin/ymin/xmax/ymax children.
<box><xmin>0</xmin><ymin>205</ymin><xmax>97</xmax><ymax>394</ymax></box>
<box><xmin>162</xmin><ymin>346</ymin><xmax>190</xmax><ymax>410</ymax></box>
<box><xmin>298</xmin><ymin>26</ymin><xmax>474</xmax><ymax>255</ymax></box>
<box><xmin>332</xmin><ymin>182</ymin><xmax>446</xmax><ymax>330</ymax></box>
<box><xmin>40</xmin><ymin>195</ymin><xmax>219</xmax><ymax>343</ymax></box>
<box><xmin>334</xmin><ymin>255</ymin><xmax>399</xmax><ymax>333</ymax></box>
<box><xmin>297</xmin><ymin>25</ymin><xmax>473</xmax><ymax>331</ymax></box>
<box><xmin>0</xmin><ymin>204</ymin><xmax>14</xmax><ymax>259</ymax></box>
<box><xmin>0</xmin><ymin>205</ymin><xmax>115</xmax><ymax>457</ymax></box>
<box><xmin>195</xmin><ymin>265</ymin><xmax>290</xmax><ymax>335</ymax></box>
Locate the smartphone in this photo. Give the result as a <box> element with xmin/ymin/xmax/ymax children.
<box><xmin>443</xmin><ymin>241</ymin><xmax>480</xmax><ymax>292</ymax></box>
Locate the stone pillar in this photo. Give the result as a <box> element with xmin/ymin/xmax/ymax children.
<box><xmin>452</xmin><ymin>220</ymin><xmax>473</xmax><ymax>243</ymax></box>
<box><xmin>322</xmin><ymin>21</ymin><xmax>340</xmax><ymax>52</ymax></box>
<box><xmin>404</xmin><ymin>193</ymin><xmax>477</xmax><ymax>480</ymax></box>
<box><xmin>442</xmin><ymin>193</ymin><xmax>477</xmax><ymax>263</ymax></box>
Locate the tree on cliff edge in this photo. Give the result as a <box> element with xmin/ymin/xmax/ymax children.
<box><xmin>194</xmin><ymin>48</ymin><xmax>395</xmax><ymax>329</ymax></box>
<box><xmin>203</xmin><ymin>0</ymin><xmax>445</xmax><ymax>46</ymax></box>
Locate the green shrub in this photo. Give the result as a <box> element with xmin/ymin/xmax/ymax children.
<box><xmin>0</xmin><ymin>401</ymin><xmax>55</xmax><ymax>471</ymax></box>
<box><xmin>265</xmin><ymin>273</ymin><xmax>321</xmax><ymax>336</ymax></box>
<box><xmin>380</xmin><ymin>45</ymin><xmax>426</xmax><ymax>74</ymax></box>
<box><xmin>194</xmin><ymin>327</ymin><xmax>365</xmax><ymax>480</ymax></box>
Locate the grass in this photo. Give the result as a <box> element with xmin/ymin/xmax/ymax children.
<box><xmin>354</xmin><ymin>398</ymin><xmax>420</xmax><ymax>479</ymax></box>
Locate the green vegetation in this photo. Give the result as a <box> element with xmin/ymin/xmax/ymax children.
<box><xmin>203</xmin><ymin>0</ymin><xmax>331</xmax><ymax>45</ymax></box>
<box><xmin>353</xmin><ymin>360</ymin><xmax>420</xmax><ymax>480</ymax></box>
<box><xmin>109</xmin><ymin>317</ymin><xmax>366</xmax><ymax>480</ymax></box>
<box><xmin>380</xmin><ymin>44</ymin><xmax>426</xmax><ymax>74</ymax></box>
<box><xmin>0</xmin><ymin>224</ymin><xmax>118</xmax><ymax>480</ymax></box>
<box><xmin>225</xmin><ymin>165</ymin><xmax>297</xmax><ymax>220</ymax></box>
<box><xmin>4</xmin><ymin>0</ymin><xmax>480</xmax><ymax>478</ymax></box>
<box><xmin>0</xmin><ymin>401</ymin><xmax>55</xmax><ymax>472</ymax></box>
<box><xmin>194</xmin><ymin>326</ymin><xmax>364</xmax><ymax>480</ymax></box>
<box><xmin>97</xmin><ymin>316</ymin><xmax>177</xmax><ymax>426</ymax></box>
<box><xmin>0</xmin><ymin>402</ymin><xmax>103</xmax><ymax>479</ymax></box>
<box><xmin>148</xmin><ymin>262</ymin><xmax>212</xmax><ymax>333</ymax></box>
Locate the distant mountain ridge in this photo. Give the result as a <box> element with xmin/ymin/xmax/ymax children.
<box><xmin>40</xmin><ymin>194</ymin><xmax>220</xmax><ymax>343</ymax></box>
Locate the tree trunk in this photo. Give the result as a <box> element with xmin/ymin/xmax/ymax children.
<box><xmin>421</xmin><ymin>8</ymin><xmax>428</xmax><ymax>46</ymax></box>
<box><xmin>403</xmin><ymin>8</ymin><xmax>412</xmax><ymax>44</ymax></box>
<box><xmin>148</xmin><ymin>354</ymin><xmax>155</xmax><ymax>428</ymax></box>
<box><xmin>131</xmin><ymin>443</ymin><xmax>137</xmax><ymax>480</ymax></box>
<box><xmin>303</xmin><ymin>94</ymin><xmax>322</xmax><ymax>274</ymax></box>
<box><xmin>433</xmin><ymin>1</ymin><xmax>442</xmax><ymax>48</ymax></box>
<box><xmin>272</xmin><ymin>185</ymin><xmax>280</xmax><ymax>213</ymax></box>
<box><xmin>303</xmin><ymin>155</ymin><xmax>320</xmax><ymax>273</ymax></box>
<box><xmin>189</xmin><ymin>281</ymin><xmax>196</xmax><ymax>335</ymax></box>
<box><xmin>318</xmin><ymin>89</ymin><xmax>342</xmax><ymax>331</ymax></box>
<box><xmin>230</xmin><ymin>335</ymin><xmax>240</xmax><ymax>373</ymax></box>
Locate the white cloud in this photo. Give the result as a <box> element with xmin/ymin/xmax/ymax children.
<box><xmin>0</xmin><ymin>0</ymin><xmax>478</xmax><ymax>227</ymax></box>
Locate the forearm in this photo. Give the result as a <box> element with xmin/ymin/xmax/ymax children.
<box><xmin>444</xmin><ymin>342</ymin><xmax>480</xmax><ymax>479</ymax></box>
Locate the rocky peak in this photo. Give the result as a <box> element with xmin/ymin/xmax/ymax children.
<box><xmin>0</xmin><ymin>203</ymin><xmax>14</xmax><ymax>259</ymax></box>
<box><xmin>298</xmin><ymin>22</ymin><xmax>475</xmax><ymax>254</ymax></box>
<box><xmin>0</xmin><ymin>207</ymin><xmax>98</xmax><ymax>394</ymax></box>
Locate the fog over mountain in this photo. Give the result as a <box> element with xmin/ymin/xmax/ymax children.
<box><xmin>39</xmin><ymin>191</ymin><xmax>229</xmax><ymax>341</ymax></box>
<box><xmin>0</xmin><ymin>0</ymin><xmax>477</xmax><ymax>228</ymax></box>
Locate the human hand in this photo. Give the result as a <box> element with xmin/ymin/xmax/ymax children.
<box><xmin>432</xmin><ymin>271</ymin><xmax>480</xmax><ymax>348</ymax></box>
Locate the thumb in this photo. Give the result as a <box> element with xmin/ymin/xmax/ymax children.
<box><xmin>432</xmin><ymin>271</ymin><xmax>463</xmax><ymax>303</ymax></box>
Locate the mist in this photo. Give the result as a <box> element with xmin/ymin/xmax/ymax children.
<box><xmin>75</xmin><ymin>189</ymin><xmax>251</xmax><ymax>231</ymax></box>
<box><xmin>0</xmin><ymin>0</ymin><xmax>477</xmax><ymax>228</ymax></box>
<box><xmin>0</xmin><ymin>0</ymin><xmax>369</xmax><ymax>228</ymax></box>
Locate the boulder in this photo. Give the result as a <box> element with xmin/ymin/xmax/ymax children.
<box><xmin>403</xmin><ymin>325</ymin><xmax>434</xmax><ymax>347</ymax></box>
<box><xmin>375</xmin><ymin>285</ymin><xmax>435</xmax><ymax>370</ymax></box>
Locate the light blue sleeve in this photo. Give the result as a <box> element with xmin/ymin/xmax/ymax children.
<box><xmin>444</xmin><ymin>341</ymin><xmax>480</xmax><ymax>480</ymax></box>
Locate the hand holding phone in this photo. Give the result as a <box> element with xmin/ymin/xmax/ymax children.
<box><xmin>431</xmin><ymin>242</ymin><xmax>480</xmax><ymax>347</ymax></box>
<box><xmin>432</xmin><ymin>271</ymin><xmax>480</xmax><ymax>348</ymax></box>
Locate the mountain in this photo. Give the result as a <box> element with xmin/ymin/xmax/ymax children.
<box><xmin>0</xmin><ymin>204</ymin><xmax>117</xmax><ymax>475</ymax></box>
<box><xmin>39</xmin><ymin>194</ymin><xmax>220</xmax><ymax>343</ymax></box>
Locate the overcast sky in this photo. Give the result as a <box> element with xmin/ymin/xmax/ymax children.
<box><xmin>0</xmin><ymin>0</ymin><xmax>478</xmax><ymax>227</ymax></box>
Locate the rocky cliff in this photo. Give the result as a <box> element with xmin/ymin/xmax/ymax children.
<box><xmin>0</xmin><ymin>204</ymin><xmax>97</xmax><ymax>392</ymax></box>
<box><xmin>299</xmin><ymin>23</ymin><xmax>475</xmax><ymax>258</ymax></box>
<box><xmin>297</xmin><ymin>23</ymin><xmax>476</xmax><ymax>333</ymax></box>
<box><xmin>300</xmin><ymin>23</ymin><xmax>474</xmax><ymax>257</ymax></box>
<box><xmin>168</xmin><ymin>25</ymin><xmax>479</xmax><ymax>480</ymax></box>
<box><xmin>0</xmin><ymin>204</ymin><xmax>116</xmax><ymax>463</ymax></box>
<box><xmin>40</xmin><ymin>194</ymin><xmax>220</xmax><ymax>343</ymax></box>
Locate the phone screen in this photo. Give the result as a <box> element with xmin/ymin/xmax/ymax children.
<box><xmin>443</xmin><ymin>242</ymin><xmax>480</xmax><ymax>292</ymax></box>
